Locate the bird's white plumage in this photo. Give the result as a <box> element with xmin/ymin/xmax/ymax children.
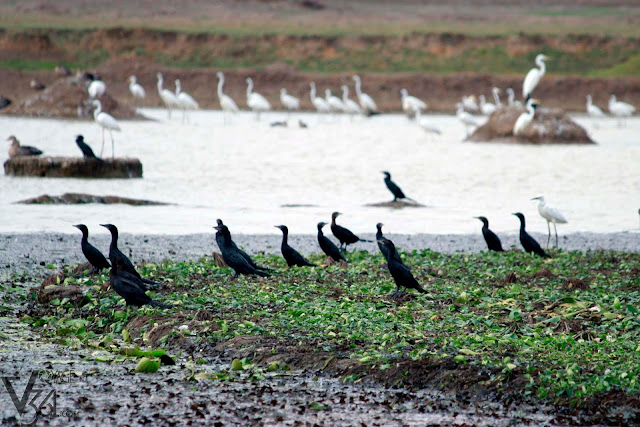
<box><xmin>88</xmin><ymin>79</ymin><xmax>106</xmax><ymax>98</ymax></box>
<box><xmin>400</xmin><ymin>89</ymin><xmax>426</xmax><ymax>116</ymax></box>
<box><xmin>157</xmin><ymin>72</ymin><xmax>179</xmax><ymax>118</ymax></box>
<box><xmin>532</xmin><ymin>195</ymin><xmax>567</xmax><ymax>248</ymax></box>
<box><xmin>128</xmin><ymin>76</ymin><xmax>145</xmax><ymax>100</ymax></box>
<box><xmin>280</xmin><ymin>88</ymin><xmax>300</xmax><ymax>111</ymax></box>
<box><xmin>456</xmin><ymin>103</ymin><xmax>479</xmax><ymax>137</ymax></box>
<box><xmin>341</xmin><ymin>85</ymin><xmax>361</xmax><ymax>115</ymax></box>
<box><xmin>216</xmin><ymin>72</ymin><xmax>239</xmax><ymax>114</ymax></box>
<box><xmin>175</xmin><ymin>80</ymin><xmax>199</xmax><ymax>110</ymax></box>
<box><xmin>522</xmin><ymin>54</ymin><xmax>547</xmax><ymax>99</ymax></box>
<box><xmin>462</xmin><ymin>95</ymin><xmax>479</xmax><ymax>112</ymax></box>
<box><xmin>325</xmin><ymin>89</ymin><xmax>345</xmax><ymax>113</ymax></box>
<box><xmin>246</xmin><ymin>77</ymin><xmax>271</xmax><ymax>117</ymax></box>
<box><xmin>352</xmin><ymin>75</ymin><xmax>378</xmax><ymax>113</ymax></box>
<box><xmin>479</xmin><ymin>95</ymin><xmax>496</xmax><ymax>115</ymax></box>
<box><xmin>506</xmin><ymin>88</ymin><xmax>522</xmax><ymax>107</ymax></box>
<box><xmin>309</xmin><ymin>82</ymin><xmax>330</xmax><ymax>113</ymax></box>
<box><xmin>492</xmin><ymin>87</ymin><xmax>502</xmax><ymax>108</ymax></box>
<box><xmin>415</xmin><ymin>109</ymin><xmax>441</xmax><ymax>135</ymax></box>
<box><xmin>91</xmin><ymin>99</ymin><xmax>120</xmax><ymax>159</ymax></box>
<box><xmin>609</xmin><ymin>94</ymin><xmax>635</xmax><ymax>117</ymax></box>
<box><xmin>513</xmin><ymin>98</ymin><xmax>537</xmax><ymax>136</ymax></box>
<box><xmin>586</xmin><ymin>95</ymin><xmax>605</xmax><ymax>118</ymax></box>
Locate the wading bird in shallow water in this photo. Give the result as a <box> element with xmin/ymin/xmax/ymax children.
<box><xmin>513</xmin><ymin>213</ymin><xmax>550</xmax><ymax>258</ymax></box>
<box><xmin>456</xmin><ymin>103</ymin><xmax>480</xmax><ymax>137</ymax></box>
<box><xmin>216</xmin><ymin>72</ymin><xmax>239</xmax><ymax>124</ymax></box>
<box><xmin>91</xmin><ymin>100</ymin><xmax>120</xmax><ymax>160</ymax></box>
<box><xmin>175</xmin><ymin>79</ymin><xmax>199</xmax><ymax>123</ymax></box>
<box><xmin>317</xmin><ymin>222</ymin><xmax>347</xmax><ymax>263</ymax></box>
<box><xmin>310</xmin><ymin>82</ymin><xmax>330</xmax><ymax>114</ymax></box>
<box><xmin>352</xmin><ymin>75</ymin><xmax>378</xmax><ymax>115</ymax></box>
<box><xmin>127</xmin><ymin>76</ymin><xmax>146</xmax><ymax>109</ymax></box>
<box><xmin>157</xmin><ymin>72</ymin><xmax>178</xmax><ymax>119</ymax></box>
<box><xmin>246</xmin><ymin>77</ymin><xmax>271</xmax><ymax>120</ymax></box>
<box><xmin>586</xmin><ymin>95</ymin><xmax>605</xmax><ymax>128</ymax></box>
<box><xmin>474</xmin><ymin>216</ymin><xmax>503</xmax><ymax>252</ymax></box>
<box><xmin>330</xmin><ymin>212</ymin><xmax>372</xmax><ymax>252</ymax></box>
<box><xmin>275</xmin><ymin>225</ymin><xmax>316</xmax><ymax>267</ymax></box>
<box><xmin>378</xmin><ymin>239</ymin><xmax>426</xmax><ymax>297</ymax></box>
<box><xmin>608</xmin><ymin>94</ymin><xmax>636</xmax><ymax>127</ymax></box>
<box><xmin>280</xmin><ymin>88</ymin><xmax>300</xmax><ymax>116</ymax></box>
<box><xmin>72</xmin><ymin>224</ymin><xmax>110</xmax><ymax>273</ymax></box>
<box><xmin>531</xmin><ymin>196</ymin><xmax>568</xmax><ymax>249</ymax></box>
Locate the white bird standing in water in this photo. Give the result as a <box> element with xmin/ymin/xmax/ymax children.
<box><xmin>157</xmin><ymin>72</ymin><xmax>178</xmax><ymax>119</ymax></box>
<box><xmin>91</xmin><ymin>100</ymin><xmax>120</xmax><ymax>161</ymax></box>
<box><xmin>531</xmin><ymin>195</ymin><xmax>568</xmax><ymax>248</ymax></box>
<box><xmin>522</xmin><ymin>54</ymin><xmax>548</xmax><ymax>101</ymax></box>
<box><xmin>462</xmin><ymin>95</ymin><xmax>479</xmax><ymax>112</ymax></box>
<box><xmin>175</xmin><ymin>79</ymin><xmax>199</xmax><ymax>123</ymax></box>
<box><xmin>352</xmin><ymin>75</ymin><xmax>378</xmax><ymax>114</ymax></box>
<box><xmin>280</xmin><ymin>88</ymin><xmax>300</xmax><ymax>116</ymax></box>
<box><xmin>608</xmin><ymin>94</ymin><xmax>636</xmax><ymax>127</ymax></box>
<box><xmin>492</xmin><ymin>87</ymin><xmax>502</xmax><ymax>108</ymax></box>
<box><xmin>127</xmin><ymin>76</ymin><xmax>145</xmax><ymax>109</ymax></box>
<box><xmin>246</xmin><ymin>77</ymin><xmax>271</xmax><ymax>120</ymax></box>
<box><xmin>479</xmin><ymin>95</ymin><xmax>496</xmax><ymax>115</ymax></box>
<box><xmin>400</xmin><ymin>88</ymin><xmax>427</xmax><ymax>117</ymax></box>
<box><xmin>506</xmin><ymin>88</ymin><xmax>522</xmax><ymax>107</ymax></box>
<box><xmin>310</xmin><ymin>82</ymin><xmax>330</xmax><ymax>114</ymax></box>
<box><xmin>325</xmin><ymin>89</ymin><xmax>345</xmax><ymax>114</ymax></box>
<box><xmin>456</xmin><ymin>102</ymin><xmax>480</xmax><ymax>137</ymax></box>
<box><xmin>415</xmin><ymin>108</ymin><xmax>441</xmax><ymax>136</ymax></box>
<box><xmin>513</xmin><ymin>98</ymin><xmax>538</xmax><ymax>136</ymax></box>
<box><xmin>586</xmin><ymin>94</ymin><xmax>605</xmax><ymax>128</ymax></box>
<box><xmin>341</xmin><ymin>85</ymin><xmax>361</xmax><ymax>118</ymax></box>
<box><xmin>216</xmin><ymin>72</ymin><xmax>239</xmax><ymax>124</ymax></box>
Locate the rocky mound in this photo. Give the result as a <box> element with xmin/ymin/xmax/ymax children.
<box><xmin>17</xmin><ymin>192</ymin><xmax>169</xmax><ymax>206</ymax></box>
<box><xmin>4</xmin><ymin>156</ymin><xmax>143</xmax><ymax>178</ymax></box>
<box><xmin>2</xmin><ymin>73</ymin><xmax>146</xmax><ymax>120</ymax></box>
<box><xmin>468</xmin><ymin>106</ymin><xmax>595</xmax><ymax>144</ymax></box>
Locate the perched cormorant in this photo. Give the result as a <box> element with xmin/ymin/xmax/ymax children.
<box><xmin>376</xmin><ymin>223</ymin><xmax>402</xmax><ymax>262</ymax></box>
<box><xmin>7</xmin><ymin>136</ymin><xmax>42</xmax><ymax>159</ymax></box>
<box><xmin>317</xmin><ymin>222</ymin><xmax>347</xmax><ymax>263</ymax></box>
<box><xmin>109</xmin><ymin>258</ymin><xmax>170</xmax><ymax>308</ymax></box>
<box><xmin>75</xmin><ymin>135</ymin><xmax>102</xmax><ymax>161</ymax></box>
<box><xmin>378</xmin><ymin>239</ymin><xmax>426</xmax><ymax>296</ymax></box>
<box><xmin>275</xmin><ymin>225</ymin><xmax>316</xmax><ymax>267</ymax></box>
<box><xmin>215</xmin><ymin>219</ymin><xmax>272</xmax><ymax>272</ymax></box>
<box><xmin>214</xmin><ymin>224</ymin><xmax>270</xmax><ymax>277</ymax></box>
<box><xmin>382</xmin><ymin>171</ymin><xmax>414</xmax><ymax>202</ymax></box>
<box><xmin>100</xmin><ymin>224</ymin><xmax>158</xmax><ymax>289</ymax></box>
<box><xmin>474</xmin><ymin>216</ymin><xmax>504</xmax><ymax>252</ymax></box>
<box><xmin>72</xmin><ymin>224</ymin><xmax>110</xmax><ymax>273</ymax></box>
<box><xmin>330</xmin><ymin>212</ymin><xmax>371</xmax><ymax>251</ymax></box>
<box><xmin>512</xmin><ymin>213</ymin><xmax>550</xmax><ymax>258</ymax></box>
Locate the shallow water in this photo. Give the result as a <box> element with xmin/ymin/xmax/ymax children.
<box><xmin>1</xmin><ymin>110</ymin><xmax>638</xmax><ymax>236</ymax></box>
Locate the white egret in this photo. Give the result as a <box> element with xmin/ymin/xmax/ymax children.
<box><xmin>91</xmin><ymin>99</ymin><xmax>120</xmax><ymax>161</ymax></box>
<box><xmin>216</xmin><ymin>72</ymin><xmax>239</xmax><ymax>124</ymax></box>
<box><xmin>325</xmin><ymin>89</ymin><xmax>345</xmax><ymax>114</ymax></box>
<box><xmin>531</xmin><ymin>195</ymin><xmax>568</xmax><ymax>248</ymax></box>
<box><xmin>280</xmin><ymin>88</ymin><xmax>300</xmax><ymax>116</ymax></box>
<box><xmin>309</xmin><ymin>82</ymin><xmax>330</xmax><ymax>114</ymax></box>
<box><xmin>246</xmin><ymin>77</ymin><xmax>271</xmax><ymax>120</ymax></box>
<box><xmin>506</xmin><ymin>88</ymin><xmax>522</xmax><ymax>107</ymax></box>
<box><xmin>175</xmin><ymin>79</ymin><xmax>199</xmax><ymax>123</ymax></box>
<box><xmin>492</xmin><ymin>87</ymin><xmax>502</xmax><ymax>108</ymax></box>
<box><xmin>127</xmin><ymin>76</ymin><xmax>145</xmax><ymax>109</ymax></box>
<box><xmin>415</xmin><ymin>108</ymin><xmax>441</xmax><ymax>136</ymax></box>
<box><xmin>156</xmin><ymin>72</ymin><xmax>178</xmax><ymax>119</ymax></box>
<box><xmin>522</xmin><ymin>54</ymin><xmax>548</xmax><ymax>100</ymax></box>
<box><xmin>479</xmin><ymin>95</ymin><xmax>496</xmax><ymax>115</ymax></box>
<box><xmin>400</xmin><ymin>88</ymin><xmax>426</xmax><ymax>117</ymax></box>
<box><xmin>608</xmin><ymin>94</ymin><xmax>636</xmax><ymax>127</ymax></box>
<box><xmin>352</xmin><ymin>75</ymin><xmax>378</xmax><ymax>114</ymax></box>
<box><xmin>456</xmin><ymin>102</ymin><xmax>480</xmax><ymax>137</ymax></box>
<box><xmin>88</xmin><ymin>77</ymin><xmax>106</xmax><ymax>98</ymax></box>
<box><xmin>586</xmin><ymin>94</ymin><xmax>605</xmax><ymax>128</ymax></box>
<box><xmin>462</xmin><ymin>95</ymin><xmax>479</xmax><ymax>112</ymax></box>
<box><xmin>341</xmin><ymin>85</ymin><xmax>361</xmax><ymax>118</ymax></box>
<box><xmin>513</xmin><ymin>98</ymin><xmax>538</xmax><ymax>136</ymax></box>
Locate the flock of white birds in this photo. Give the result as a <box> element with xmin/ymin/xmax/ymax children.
<box><xmin>83</xmin><ymin>53</ymin><xmax>637</xmax><ymax>158</ymax></box>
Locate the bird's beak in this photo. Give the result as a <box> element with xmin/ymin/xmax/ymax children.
<box><xmin>531</xmin><ymin>196</ymin><xmax>541</xmax><ymax>201</ymax></box>
<box><xmin>473</xmin><ymin>216</ymin><xmax>481</xmax><ymax>219</ymax></box>
<box><xmin>72</xmin><ymin>224</ymin><xmax>80</xmax><ymax>229</ymax></box>
<box><xmin>99</xmin><ymin>224</ymin><xmax>108</xmax><ymax>228</ymax></box>
<box><xmin>511</xmin><ymin>213</ymin><xmax>518</xmax><ymax>216</ymax></box>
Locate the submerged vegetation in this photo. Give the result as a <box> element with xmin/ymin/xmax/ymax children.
<box><xmin>5</xmin><ymin>248</ymin><xmax>640</xmax><ymax>422</ymax></box>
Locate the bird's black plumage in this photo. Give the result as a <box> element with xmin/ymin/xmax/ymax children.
<box><xmin>513</xmin><ymin>213</ymin><xmax>550</xmax><ymax>258</ymax></box>
<box><xmin>382</xmin><ymin>171</ymin><xmax>407</xmax><ymax>201</ymax></box>
<box><xmin>73</xmin><ymin>224</ymin><xmax>110</xmax><ymax>272</ymax></box>
<box><xmin>75</xmin><ymin>135</ymin><xmax>102</xmax><ymax>161</ymax></box>
<box><xmin>100</xmin><ymin>224</ymin><xmax>158</xmax><ymax>289</ymax></box>
<box><xmin>214</xmin><ymin>224</ymin><xmax>270</xmax><ymax>277</ymax></box>
<box><xmin>109</xmin><ymin>259</ymin><xmax>170</xmax><ymax>308</ymax></box>
<box><xmin>317</xmin><ymin>222</ymin><xmax>347</xmax><ymax>263</ymax></box>
<box><xmin>475</xmin><ymin>216</ymin><xmax>504</xmax><ymax>252</ymax></box>
<box><xmin>376</xmin><ymin>223</ymin><xmax>402</xmax><ymax>262</ymax></box>
<box><xmin>330</xmin><ymin>212</ymin><xmax>371</xmax><ymax>251</ymax></box>
<box><xmin>275</xmin><ymin>225</ymin><xmax>316</xmax><ymax>267</ymax></box>
<box><xmin>215</xmin><ymin>219</ymin><xmax>272</xmax><ymax>272</ymax></box>
<box><xmin>378</xmin><ymin>239</ymin><xmax>426</xmax><ymax>296</ymax></box>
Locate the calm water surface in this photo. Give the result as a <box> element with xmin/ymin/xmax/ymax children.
<box><xmin>1</xmin><ymin>110</ymin><xmax>638</xmax><ymax>236</ymax></box>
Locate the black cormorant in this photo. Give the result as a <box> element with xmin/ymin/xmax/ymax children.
<box><xmin>378</xmin><ymin>239</ymin><xmax>426</xmax><ymax>296</ymax></box>
<box><xmin>72</xmin><ymin>224</ymin><xmax>110</xmax><ymax>273</ymax></box>
<box><xmin>215</xmin><ymin>219</ymin><xmax>271</xmax><ymax>272</ymax></box>
<box><xmin>474</xmin><ymin>216</ymin><xmax>504</xmax><ymax>252</ymax></box>
<box><xmin>317</xmin><ymin>222</ymin><xmax>347</xmax><ymax>263</ymax></box>
<box><xmin>109</xmin><ymin>258</ymin><xmax>170</xmax><ymax>308</ymax></box>
<box><xmin>513</xmin><ymin>213</ymin><xmax>550</xmax><ymax>258</ymax></box>
<box><xmin>330</xmin><ymin>212</ymin><xmax>371</xmax><ymax>251</ymax></box>
<box><xmin>275</xmin><ymin>225</ymin><xmax>316</xmax><ymax>267</ymax></box>
<box><xmin>382</xmin><ymin>171</ymin><xmax>413</xmax><ymax>202</ymax></box>
<box><xmin>75</xmin><ymin>135</ymin><xmax>102</xmax><ymax>161</ymax></box>
<box><xmin>214</xmin><ymin>224</ymin><xmax>270</xmax><ymax>277</ymax></box>
<box><xmin>100</xmin><ymin>224</ymin><xmax>158</xmax><ymax>289</ymax></box>
<box><xmin>376</xmin><ymin>223</ymin><xmax>402</xmax><ymax>262</ymax></box>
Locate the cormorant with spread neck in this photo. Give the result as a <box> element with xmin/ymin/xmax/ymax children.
<box><xmin>317</xmin><ymin>222</ymin><xmax>347</xmax><ymax>263</ymax></box>
<box><xmin>72</xmin><ymin>224</ymin><xmax>110</xmax><ymax>273</ymax></box>
<box><xmin>513</xmin><ymin>213</ymin><xmax>550</xmax><ymax>258</ymax></box>
<box><xmin>330</xmin><ymin>212</ymin><xmax>371</xmax><ymax>251</ymax></box>
<box><xmin>474</xmin><ymin>216</ymin><xmax>504</xmax><ymax>252</ymax></box>
<box><xmin>275</xmin><ymin>225</ymin><xmax>316</xmax><ymax>267</ymax></box>
<box><xmin>378</xmin><ymin>239</ymin><xmax>426</xmax><ymax>296</ymax></box>
<box><xmin>100</xmin><ymin>224</ymin><xmax>158</xmax><ymax>289</ymax></box>
<box><xmin>214</xmin><ymin>223</ymin><xmax>270</xmax><ymax>277</ymax></box>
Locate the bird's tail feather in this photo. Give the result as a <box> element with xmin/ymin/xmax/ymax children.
<box><xmin>141</xmin><ymin>277</ymin><xmax>159</xmax><ymax>285</ymax></box>
<box><xmin>149</xmin><ymin>300</ymin><xmax>171</xmax><ymax>309</ymax></box>
<box><xmin>359</xmin><ymin>238</ymin><xmax>373</xmax><ymax>243</ymax></box>
<box><xmin>416</xmin><ymin>285</ymin><xmax>427</xmax><ymax>293</ymax></box>
<box><xmin>256</xmin><ymin>270</ymin><xmax>271</xmax><ymax>278</ymax></box>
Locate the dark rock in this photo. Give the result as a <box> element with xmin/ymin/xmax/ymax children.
<box><xmin>364</xmin><ymin>200</ymin><xmax>426</xmax><ymax>208</ymax></box>
<box><xmin>16</xmin><ymin>192</ymin><xmax>169</xmax><ymax>206</ymax></box>
<box><xmin>468</xmin><ymin>106</ymin><xmax>595</xmax><ymax>144</ymax></box>
<box><xmin>4</xmin><ymin>156</ymin><xmax>143</xmax><ymax>178</ymax></box>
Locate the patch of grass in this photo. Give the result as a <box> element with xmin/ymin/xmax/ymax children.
<box><xmin>14</xmin><ymin>248</ymin><xmax>640</xmax><ymax>416</ymax></box>
<box><xmin>0</xmin><ymin>58</ymin><xmax>77</xmax><ymax>71</ymax></box>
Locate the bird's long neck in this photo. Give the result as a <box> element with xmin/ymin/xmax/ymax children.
<box><xmin>246</xmin><ymin>80</ymin><xmax>253</xmax><ymax>97</ymax></box>
<box><xmin>109</xmin><ymin>230</ymin><xmax>118</xmax><ymax>250</ymax></box>
<box><xmin>157</xmin><ymin>77</ymin><xmax>163</xmax><ymax>92</ymax></box>
<box><xmin>310</xmin><ymin>84</ymin><xmax>316</xmax><ymax>99</ymax></box>
<box><xmin>175</xmin><ymin>82</ymin><xmax>181</xmax><ymax>95</ymax></box>
<box><xmin>376</xmin><ymin>227</ymin><xmax>383</xmax><ymax>240</ymax></box>
<box><xmin>342</xmin><ymin>87</ymin><xmax>348</xmax><ymax>102</ymax></box>
<box><xmin>93</xmin><ymin>103</ymin><xmax>101</xmax><ymax>118</ymax></box>
<box><xmin>527</xmin><ymin>104</ymin><xmax>536</xmax><ymax>118</ymax></box>
<box><xmin>281</xmin><ymin>230</ymin><xmax>288</xmax><ymax>246</ymax></box>
<box><xmin>508</xmin><ymin>90</ymin><xmax>514</xmax><ymax>106</ymax></box>
<box><xmin>354</xmin><ymin>78</ymin><xmax>362</xmax><ymax>97</ymax></box>
<box><xmin>493</xmin><ymin>90</ymin><xmax>501</xmax><ymax>107</ymax></box>
<box><xmin>331</xmin><ymin>216</ymin><xmax>337</xmax><ymax>226</ymax></box>
<box><xmin>519</xmin><ymin>217</ymin><xmax>526</xmax><ymax>231</ymax></box>
<box><xmin>317</xmin><ymin>228</ymin><xmax>324</xmax><ymax>238</ymax></box>
<box><xmin>80</xmin><ymin>229</ymin><xmax>89</xmax><ymax>242</ymax></box>
<box><xmin>537</xmin><ymin>59</ymin><xmax>546</xmax><ymax>76</ymax></box>
<box><xmin>217</xmin><ymin>76</ymin><xmax>224</xmax><ymax>98</ymax></box>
